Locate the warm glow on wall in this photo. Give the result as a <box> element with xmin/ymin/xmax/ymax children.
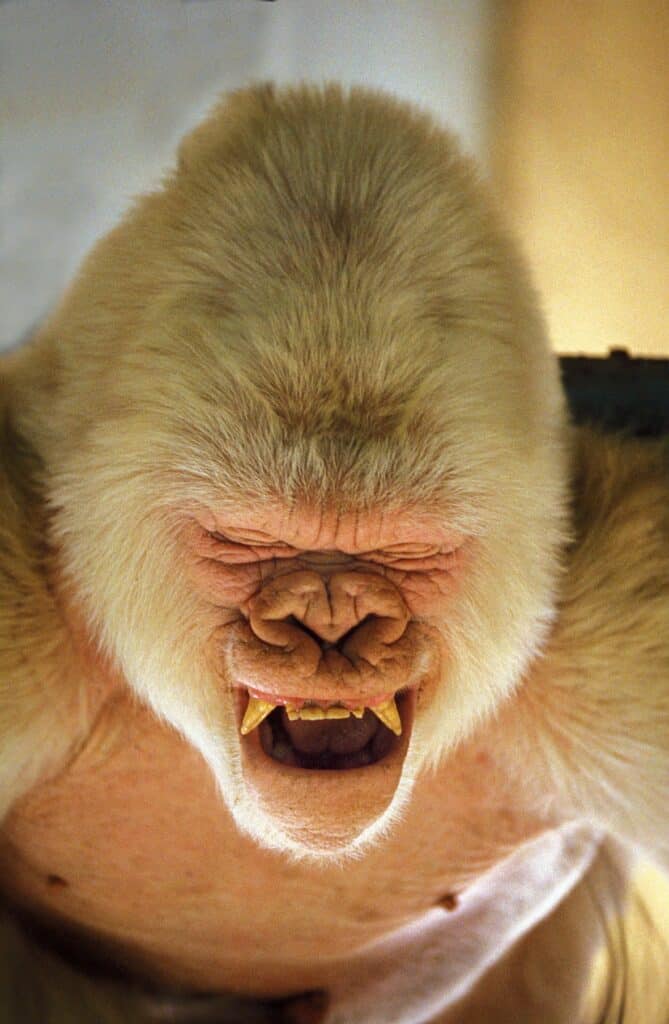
<box><xmin>491</xmin><ymin>1</ymin><xmax>669</xmax><ymax>356</ymax></box>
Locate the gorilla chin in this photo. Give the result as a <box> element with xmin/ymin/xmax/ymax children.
<box><xmin>227</xmin><ymin>683</ymin><xmax>422</xmax><ymax>857</ymax></box>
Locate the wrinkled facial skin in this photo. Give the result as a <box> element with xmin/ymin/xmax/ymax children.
<box><xmin>180</xmin><ymin>505</ymin><xmax>463</xmax><ymax>853</ymax></box>
<box><xmin>190</xmin><ymin>506</ymin><xmax>465</xmax><ymax>694</ymax></box>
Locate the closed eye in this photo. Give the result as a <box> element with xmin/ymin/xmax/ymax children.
<box><xmin>362</xmin><ymin>544</ymin><xmax>461</xmax><ymax>573</ymax></box>
<box><xmin>203</xmin><ymin>531</ymin><xmax>297</xmax><ymax>563</ymax></box>
<box><xmin>378</xmin><ymin>544</ymin><xmax>441</xmax><ymax>560</ymax></box>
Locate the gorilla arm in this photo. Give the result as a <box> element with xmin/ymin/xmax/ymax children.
<box><xmin>509</xmin><ymin>426</ymin><xmax>669</xmax><ymax>869</ymax></box>
<box><xmin>0</xmin><ymin>373</ymin><xmax>84</xmax><ymax>818</ymax></box>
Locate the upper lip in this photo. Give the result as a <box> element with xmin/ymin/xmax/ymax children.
<box><xmin>243</xmin><ymin>685</ymin><xmax>396</xmax><ymax>709</ymax></box>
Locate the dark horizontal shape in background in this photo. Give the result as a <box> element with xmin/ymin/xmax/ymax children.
<box><xmin>560</xmin><ymin>350</ymin><xmax>669</xmax><ymax>437</ymax></box>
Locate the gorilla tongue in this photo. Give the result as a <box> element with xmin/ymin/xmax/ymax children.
<box><xmin>281</xmin><ymin>708</ymin><xmax>379</xmax><ymax>756</ymax></box>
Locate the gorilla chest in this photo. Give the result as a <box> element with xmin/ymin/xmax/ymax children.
<box><xmin>0</xmin><ymin>697</ymin><xmax>551</xmax><ymax>995</ymax></box>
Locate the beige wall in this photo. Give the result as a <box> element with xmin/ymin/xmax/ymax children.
<box><xmin>491</xmin><ymin>1</ymin><xmax>669</xmax><ymax>355</ymax></box>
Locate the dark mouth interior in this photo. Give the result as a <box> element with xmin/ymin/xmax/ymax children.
<box><xmin>259</xmin><ymin>705</ymin><xmax>400</xmax><ymax>770</ymax></box>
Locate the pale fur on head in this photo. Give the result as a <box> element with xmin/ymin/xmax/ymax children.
<box><xmin>15</xmin><ymin>83</ymin><xmax>569</xmax><ymax>857</ymax></box>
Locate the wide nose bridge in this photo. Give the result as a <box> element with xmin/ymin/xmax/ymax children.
<box><xmin>247</xmin><ymin>569</ymin><xmax>409</xmax><ymax>648</ymax></box>
<box><xmin>304</xmin><ymin>571</ymin><xmax>366</xmax><ymax>644</ymax></box>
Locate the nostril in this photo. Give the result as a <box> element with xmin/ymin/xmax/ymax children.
<box><xmin>336</xmin><ymin>614</ymin><xmax>375</xmax><ymax>648</ymax></box>
<box><xmin>286</xmin><ymin>615</ymin><xmax>330</xmax><ymax>649</ymax></box>
<box><xmin>286</xmin><ymin>614</ymin><xmax>376</xmax><ymax>651</ymax></box>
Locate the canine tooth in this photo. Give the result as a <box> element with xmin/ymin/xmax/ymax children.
<box><xmin>371</xmin><ymin>697</ymin><xmax>402</xmax><ymax>736</ymax></box>
<box><xmin>351</xmin><ymin>707</ymin><xmax>365</xmax><ymax>719</ymax></box>
<box><xmin>240</xmin><ymin>697</ymin><xmax>276</xmax><ymax>735</ymax></box>
<box><xmin>325</xmin><ymin>707</ymin><xmax>351</xmax><ymax>719</ymax></box>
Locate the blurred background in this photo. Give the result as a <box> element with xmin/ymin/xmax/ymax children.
<box><xmin>1</xmin><ymin>0</ymin><xmax>667</xmax><ymax>356</ymax></box>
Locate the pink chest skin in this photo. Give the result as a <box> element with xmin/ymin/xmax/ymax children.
<box><xmin>0</xmin><ymin>683</ymin><xmax>561</xmax><ymax>999</ymax></box>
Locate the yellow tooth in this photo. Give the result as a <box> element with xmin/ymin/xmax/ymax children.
<box><xmin>325</xmin><ymin>707</ymin><xmax>351</xmax><ymax>719</ymax></box>
<box><xmin>298</xmin><ymin>706</ymin><xmax>327</xmax><ymax>720</ymax></box>
<box><xmin>351</xmin><ymin>707</ymin><xmax>365</xmax><ymax>719</ymax></box>
<box><xmin>371</xmin><ymin>697</ymin><xmax>402</xmax><ymax>736</ymax></box>
<box><xmin>240</xmin><ymin>697</ymin><xmax>276</xmax><ymax>735</ymax></box>
<box><xmin>285</xmin><ymin>705</ymin><xmax>352</xmax><ymax>721</ymax></box>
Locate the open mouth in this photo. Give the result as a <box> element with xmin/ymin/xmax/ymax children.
<box><xmin>232</xmin><ymin>686</ymin><xmax>418</xmax><ymax>850</ymax></box>
<box><xmin>237</xmin><ymin>689</ymin><xmax>409</xmax><ymax>770</ymax></box>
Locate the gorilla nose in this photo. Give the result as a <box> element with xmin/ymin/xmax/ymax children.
<box><xmin>247</xmin><ymin>569</ymin><xmax>410</xmax><ymax>651</ymax></box>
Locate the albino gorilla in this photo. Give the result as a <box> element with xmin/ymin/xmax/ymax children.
<box><xmin>0</xmin><ymin>84</ymin><xmax>667</xmax><ymax>1023</ymax></box>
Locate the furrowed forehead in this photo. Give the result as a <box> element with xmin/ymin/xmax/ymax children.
<box><xmin>204</xmin><ymin>502</ymin><xmax>464</xmax><ymax>553</ymax></box>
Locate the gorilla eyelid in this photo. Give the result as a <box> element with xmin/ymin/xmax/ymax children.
<box><xmin>206</xmin><ymin>531</ymin><xmax>298</xmax><ymax>562</ymax></box>
<box><xmin>378</xmin><ymin>545</ymin><xmax>441</xmax><ymax>559</ymax></box>
<box><xmin>211</xmin><ymin>529</ymin><xmax>285</xmax><ymax>546</ymax></box>
<box><xmin>208</xmin><ymin>530</ymin><xmax>275</xmax><ymax>547</ymax></box>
